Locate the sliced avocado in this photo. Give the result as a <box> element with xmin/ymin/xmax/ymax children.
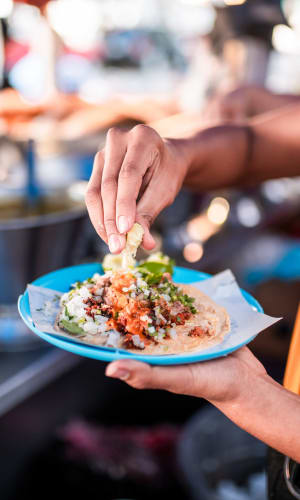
<box><xmin>60</xmin><ymin>319</ymin><xmax>85</xmax><ymax>336</ymax></box>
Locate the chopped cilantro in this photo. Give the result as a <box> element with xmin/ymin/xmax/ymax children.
<box><xmin>72</xmin><ymin>281</ymin><xmax>83</xmax><ymax>290</ymax></box>
<box><xmin>64</xmin><ymin>306</ymin><xmax>74</xmax><ymax>320</ymax></box>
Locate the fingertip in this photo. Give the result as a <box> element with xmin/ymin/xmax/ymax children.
<box><xmin>106</xmin><ymin>361</ymin><xmax>130</xmax><ymax>380</ymax></box>
<box><xmin>108</xmin><ymin>234</ymin><xmax>126</xmax><ymax>253</ymax></box>
<box><xmin>105</xmin><ymin>362</ymin><xmax>117</xmax><ymax>377</ymax></box>
<box><xmin>117</xmin><ymin>215</ymin><xmax>134</xmax><ymax>235</ymax></box>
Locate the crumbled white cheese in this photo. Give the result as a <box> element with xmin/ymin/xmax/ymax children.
<box><xmin>60</xmin><ymin>292</ymin><xmax>69</xmax><ymax>305</ymax></box>
<box><xmin>169</xmin><ymin>328</ymin><xmax>177</xmax><ymax>339</ymax></box>
<box><xmin>83</xmin><ymin>322</ymin><xmax>99</xmax><ymax>335</ymax></box>
<box><xmin>106</xmin><ymin>331</ymin><xmax>121</xmax><ymax>348</ymax></box>
<box><xmin>92</xmin><ymin>273</ymin><xmax>102</xmax><ymax>280</ymax></box>
<box><xmin>132</xmin><ymin>335</ymin><xmax>145</xmax><ymax>349</ymax></box>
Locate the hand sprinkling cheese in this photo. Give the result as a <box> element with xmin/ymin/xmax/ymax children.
<box><xmin>121</xmin><ymin>223</ymin><xmax>144</xmax><ymax>269</ymax></box>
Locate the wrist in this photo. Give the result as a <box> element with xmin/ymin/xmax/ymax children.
<box><xmin>186</xmin><ymin>124</ymin><xmax>253</xmax><ymax>190</ymax></box>
<box><xmin>163</xmin><ymin>136</ymin><xmax>194</xmax><ymax>178</ymax></box>
<box><xmin>211</xmin><ymin>365</ymin><xmax>273</xmax><ymax>415</ymax></box>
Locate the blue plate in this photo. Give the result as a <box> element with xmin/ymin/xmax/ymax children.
<box><xmin>18</xmin><ymin>263</ymin><xmax>263</xmax><ymax>365</ymax></box>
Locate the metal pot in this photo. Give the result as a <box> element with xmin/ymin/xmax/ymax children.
<box><xmin>0</xmin><ymin>203</ymin><xmax>91</xmax><ymax>304</ymax></box>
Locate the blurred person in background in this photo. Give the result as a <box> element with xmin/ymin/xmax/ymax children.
<box><xmin>85</xmin><ymin>100</ymin><xmax>300</xmax><ymax>496</ymax></box>
<box><xmin>202</xmin><ymin>84</ymin><xmax>300</xmax><ymax>124</ymax></box>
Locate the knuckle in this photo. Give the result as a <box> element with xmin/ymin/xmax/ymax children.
<box><xmin>120</xmin><ymin>160</ymin><xmax>139</xmax><ymax>178</ymax></box>
<box><xmin>138</xmin><ymin>213</ymin><xmax>154</xmax><ymax>226</ymax></box>
<box><xmin>85</xmin><ymin>187</ymin><xmax>98</xmax><ymax>205</ymax></box>
<box><xmin>103</xmin><ymin>217</ymin><xmax>116</xmax><ymax>225</ymax></box>
<box><xmin>107</xmin><ymin>127</ymin><xmax>122</xmax><ymax>140</ymax></box>
<box><xmin>131</xmin><ymin>123</ymin><xmax>150</xmax><ymax>136</ymax></box>
<box><xmin>131</xmin><ymin>124</ymin><xmax>160</xmax><ymax>142</ymax></box>
<box><xmin>101</xmin><ymin>176</ymin><xmax>117</xmax><ymax>190</ymax></box>
<box><xmin>103</xmin><ymin>217</ymin><xmax>117</xmax><ymax>232</ymax></box>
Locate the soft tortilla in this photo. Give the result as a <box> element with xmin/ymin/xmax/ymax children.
<box><xmin>55</xmin><ymin>283</ymin><xmax>230</xmax><ymax>355</ymax></box>
<box><xmin>127</xmin><ymin>284</ymin><xmax>230</xmax><ymax>355</ymax></box>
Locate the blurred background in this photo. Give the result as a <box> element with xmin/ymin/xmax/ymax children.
<box><xmin>1</xmin><ymin>0</ymin><xmax>300</xmax><ymax>499</ymax></box>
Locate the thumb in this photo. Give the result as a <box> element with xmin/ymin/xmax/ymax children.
<box><xmin>105</xmin><ymin>359</ymin><xmax>196</xmax><ymax>394</ymax></box>
<box><xmin>136</xmin><ymin>213</ymin><xmax>156</xmax><ymax>250</ymax></box>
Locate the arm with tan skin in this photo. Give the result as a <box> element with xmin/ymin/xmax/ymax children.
<box><xmin>202</xmin><ymin>85</ymin><xmax>300</xmax><ymax>123</ymax></box>
<box><xmin>85</xmin><ymin>102</ymin><xmax>300</xmax><ymax>253</ymax></box>
<box><xmin>105</xmin><ymin>347</ymin><xmax>300</xmax><ymax>464</ymax></box>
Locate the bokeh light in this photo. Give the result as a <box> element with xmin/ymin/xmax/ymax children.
<box><xmin>183</xmin><ymin>242</ymin><xmax>204</xmax><ymax>262</ymax></box>
<box><xmin>272</xmin><ymin>24</ymin><xmax>300</xmax><ymax>55</ymax></box>
<box><xmin>236</xmin><ymin>198</ymin><xmax>261</xmax><ymax>227</ymax></box>
<box><xmin>0</xmin><ymin>0</ymin><xmax>13</xmax><ymax>18</ymax></box>
<box><xmin>207</xmin><ymin>197</ymin><xmax>230</xmax><ymax>225</ymax></box>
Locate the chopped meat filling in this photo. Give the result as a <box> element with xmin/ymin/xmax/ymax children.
<box><xmin>189</xmin><ymin>326</ymin><xmax>209</xmax><ymax>337</ymax></box>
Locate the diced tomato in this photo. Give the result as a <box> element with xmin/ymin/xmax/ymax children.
<box><xmin>110</xmin><ymin>272</ymin><xmax>135</xmax><ymax>292</ymax></box>
<box><xmin>118</xmin><ymin>298</ymin><xmax>151</xmax><ymax>336</ymax></box>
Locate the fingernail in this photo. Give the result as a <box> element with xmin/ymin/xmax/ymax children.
<box><xmin>107</xmin><ymin>368</ymin><xmax>130</xmax><ymax>380</ymax></box>
<box><xmin>108</xmin><ymin>234</ymin><xmax>121</xmax><ymax>253</ymax></box>
<box><xmin>118</xmin><ymin>216</ymin><xmax>130</xmax><ymax>234</ymax></box>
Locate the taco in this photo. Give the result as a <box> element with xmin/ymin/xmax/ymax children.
<box><xmin>55</xmin><ymin>225</ymin><xmax>230</xmax><ymax>354</ymax></box>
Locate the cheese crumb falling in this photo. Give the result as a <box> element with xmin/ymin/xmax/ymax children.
<box><xmin>121</xmin><ymin>223</ymin><xmax>144</xmax><ymax>269</ymax></box>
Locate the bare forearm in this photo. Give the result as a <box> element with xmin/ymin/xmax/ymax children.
<box><xmin>251</xmin><ymin>87</ymin><xmax>300</xmax><ymax>116</ymax></box>
<box><xmin>213</xmin><ymin>373</ymin><xmax>300</xmax><ymax>463</ymax></box>
<box><xmin>175</xmin><ymin>103</ymin><xmax>300</xmax><ymax>191</ymax></box>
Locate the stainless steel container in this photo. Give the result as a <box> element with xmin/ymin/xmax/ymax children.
<box><xmin>0</xmin><ymin>191</ymin><xmax>94</xmax><ymax>351</ymax></box>
<box><xmin>0</xmin><ymin>205</ymin><xmax>90</xmax><ymax>304</ymax></box>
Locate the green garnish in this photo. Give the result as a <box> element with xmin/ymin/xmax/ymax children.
<box><xmin>72</xmin><ymin>281</ymin><xmax>83</xmax><ymax>289</ymax></box>
<box><xmin>136</xmin><ymin>261</ymin><xmax>174</xmax><ymax>285</ymax></box>
<box><xmin>60</xmin><ymin>319</ymin><xmax>85</xmax><ymax>336</ymax></box>
<box><xmin>64</xmin><ymin>306</ymin><xmax>74</xmax><ymax>320</ymax></box>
